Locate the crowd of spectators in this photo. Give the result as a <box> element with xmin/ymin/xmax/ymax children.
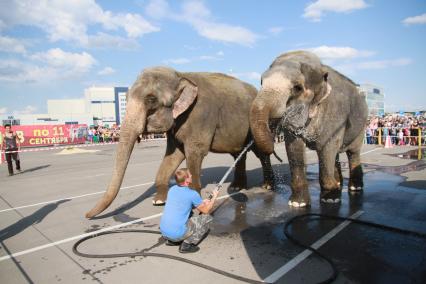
<box><xmin>86</xmin><ymin>113</ymin><xmax>425</xmax><ymax>147</ymax></box>
<box><xmin>86</xmin><ymin>125</ymin><xmax>166</xmax><ymax>143</ymax></box>
<box><xmin>87</xmin><ymin>126</ymin><xmax>120</xmax><ymax>143</ymax></box>
<box><xmin>366</xmin><ymin>113</ymin><xmax>426</xmax><ymax>146</ymax></box>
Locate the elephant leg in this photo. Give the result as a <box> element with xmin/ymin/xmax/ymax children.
<box><xmin>334</xmin><ymin>154</ymin><xmax>343</xmax><ymax>190</ymax></box>
<box><xmin>154</xmin><ymin>141</ymin><xmax>185</xmax><ymax>205</ymax></box>
<box><xmin>285</xmin><ymin>132</ymin><xmax>310</xmax><ymax>207</ymax></box>
<box><xmin>347</xmin><ymin>149</ymin><xmax>363</xmax><ymax>192</ymax></box>
<box><xmin>318</xmin><ymin>146</ymin><xmax>342</xmax><ymax>204</ymax></box>
<box><xmin>185</xmin><ymin>148</ymin><xmax>208</xmax><ymax>193</ymax></box>
<box><xmin>229</xmin><ymin>152</ymin><xmax>247</xmax><ymax>191</ymax></box>
<box><xmin>252</xmin><ymin>146</ymin><xmax>275</xmax><ymax>190</ymax></box>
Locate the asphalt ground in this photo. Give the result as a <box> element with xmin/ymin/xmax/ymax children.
<box><xmin>0</xmin><ymin>140</ymin><xmax>425</xmax><ymax>284</ymax></box>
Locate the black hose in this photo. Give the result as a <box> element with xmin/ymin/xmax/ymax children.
<box><xmin>73</xmin><ymin>214</ymin><xmax>426</xmax><ymax>284</ymax></box>
<box><xmin>283</xmin><ymin>213</ymin><xmax>426</xmax><ymax>284</ymax></box>
<box><xmin>73</xmin><ymin>229</ymin><xmax>265</xmax><ymax>284</ymax></box>
<box><xmin>273</xmin><ymin>150</ymin><xmax>283</xmax><ymax>163</ymax></box>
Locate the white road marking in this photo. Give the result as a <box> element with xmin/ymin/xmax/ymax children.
<box><xmin>0</xmin><ymin>147</ymin><xmax>381</xmax><ymax>214</ymax></box>
<box><xmin>0</xmin><ymin>182</ymin><xmax>154</xmax><ymax>213</ymax></box>
<box><xmin>0</xmin><ymin>213</ymin><xmax>162</xmax><ymax>262</ymax></box>
<box><xmin>263</xmin><ymin>210</ymin><xmax>364</xmax><ymax>283</ymax></box>
<box><xmin>0</xmin><ymin>190</ymin><xmax>242</xmax><ymax>262</ymax></box>
<box><xmin>360</xmin><ymin>147</ymin><xmax>381</xmax><ymax>156</ymax></box>
<box><xmin>0</xmin><ymin>147</ymin><xmax>382</xmax><ymax>263</ymax></box>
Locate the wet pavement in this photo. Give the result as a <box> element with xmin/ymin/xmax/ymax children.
<box><xmin>209</xmin><ymin>147</ymin><xmax>426</xmax><ymax>283</ymax></box>
<box><xmin>0</xmin><ymin>142</ymin><xmax>425</xmax><ymax>283</ymax></box>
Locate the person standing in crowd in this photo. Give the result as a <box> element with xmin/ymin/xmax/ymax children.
<box><xmin>410</xmin><ymin>123</ymin><xmax>418</xmax><ymax>145</ymax></box>
<box><xmin>398</xmin><ymin>128</ymin><xmax>405</xmax><ymax>145</ymax></box>
<box><xmin>390</xmin><ymin>125</ymin><xmax>397</xmax><ymax>145</ymax></box>
<box><xmin>366</xmin><ymin>125</ymin><xmax>372</xmax><ymax>144</ymax></box>
<box><xmin>87</xmin><ymin>127</ymin><xmax>94</xmax><ymax>144</ymax></box>
<box><xmin>1</xmin><ymin>124</ymin><xmax>22</xmax><ymax>176</ymax></box>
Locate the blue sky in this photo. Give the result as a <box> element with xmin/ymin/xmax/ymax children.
<box><xmin>0</xmin><ymin>0</ymin><xmax>425</xmax><ymax>115</ymax></box>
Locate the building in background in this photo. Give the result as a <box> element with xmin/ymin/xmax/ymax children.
<box><xmin>1</xmin><ymin>86</ymin><xmax>128</xmax><ymax>126</ymax></box>
<box><xmin>84</xmin><ymin>86</ymin><xmax>129</xmax><ymax>126</ymax></box>
<box><xmin>358</xmin><ymin>84</ymin><xmax>385</xmax><ymax>117</ymax></box>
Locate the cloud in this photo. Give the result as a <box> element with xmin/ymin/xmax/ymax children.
<box><xmin>30</xmin><ymin>48</ymin><xmax>96</xmax><ymax>73</ymax></box>
<box><xmin>163</xmin><ymin>50</ymin><xmax>224</xmax><ymax>65</ymax></box>
<box><xmin>86</xmin><ymin>32</ymin><xmax>140</xmax><ymax>50</ymax></box>
<box><xmin>198</xmin><ymin>51</ymin><xmax>224</xmax><ymax>61</ymax></box>
<box><xmin>13</xmin><ymin>105</ymin><xmax>37</xmax><ymax>115</ymax></box>
<box><xmin>0</xmin><ymin>35</ymin><xmax>27</xmax><ymax>54</ymax></box>
<box><xmin>268</xmin><ymin>26</ymin><xmax>284</xmax><ymax>36</ymax></box>
<box><xmin>402</xmin><ymin>13</ymin><xmax>426</xmax><ymax>25</ymax></box>
<box><xmin>146</xmin><ymin>0</ymin><xmax>170</xmax><ymax>19</ymax></box>
<box><xmin>334</xmin><ymin>58</ymin><xmax>412</xmax><ymax>75</ymax></box>
<box><xmin>355</xmin><ymin>58</ymin><xmax>412</xmax><ymax>69</ymax></box>
<box><xmin>146</xmin><ymin>0</ymin><xmax>258</xmax><ymax>46</ymax></box>
<box><xmin>0</xmin><ymin>0</ymin><xmax>159</xmax><ymax>47</ymax></box>
<box><xmin>98</xmin><ymin>67</ymin><xmax>115</xmax><ymax>75</ymax></box>
<box><xmin>303</xmin><ymin>0</ymin><xmax>368</xmax><ymax>22</ymax></box>
<box><xmin>0</xmin><ymin>107</ymin><xmax>7</xmax><ymax>115</ymax></box>
<box><xmin>163</xmin><ymin>57</ymin><xmax>191</xmax><ymax>65</ymax></box>
<box><xmin>307</xmin><ymin>45</ymin><xmax>374</xmax><ymax>60</ymax></box>
<box><xmin>229</xmin><ymin>72</ymin><xmax>261</xmax><ymax>81</ymax></box>
<box><xmin>0</xmin><ymin>48</ymin><xmax>96</xmax><ymax>82</ymax></box>
<box><xmin>181</xmin><ymin>1</ymin><xmax>258</xmax><ymax>46</ymax></box>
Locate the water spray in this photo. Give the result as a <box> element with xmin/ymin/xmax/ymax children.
<box><xmin>208</xmin><ymin>140</ymin><xmax>254</xmax><ymax>199</ymax></box>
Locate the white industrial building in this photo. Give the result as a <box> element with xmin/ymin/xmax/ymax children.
<box><xmin>1</xmin><ymin>86</ymin><xmax>128</xmax><ymax>126</ymax></box>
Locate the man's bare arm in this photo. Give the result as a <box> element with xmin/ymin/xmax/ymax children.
<box><xmin>196</xmin><ymin>189</ymin><xmax>219</xmax><ymax>214</ymax></box>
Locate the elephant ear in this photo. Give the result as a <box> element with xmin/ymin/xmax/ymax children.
<box><xmin>172</xmin><ymin>78</ymin><xmax>198</xmax><ymax>119</ymax></box>
<box><xmin>301</xmin><ymin>64</ymin><xmax>331</xmax><ymax>119</ymax></box>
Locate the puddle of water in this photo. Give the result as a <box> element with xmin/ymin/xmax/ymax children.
<box><xmin>387</xmin><ymin>147</ymin><xmax>425</xmax><ymax>160</ymax></box>
<box><xmin>363</xmin><ymin>160</ymin><xmax>426</xmax><ymax>175</ymax></box>
<box><xmin>211</xmin><ymin>191</ymin><xmax>289</xmax><ymax>235</ymax></box>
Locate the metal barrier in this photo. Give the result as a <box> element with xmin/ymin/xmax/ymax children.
<box><xmin>365</xmin><ymin>127</ymin><xmax>425</xmax><ymax>147</ymax></box>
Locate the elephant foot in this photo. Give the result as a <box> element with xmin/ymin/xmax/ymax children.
<box><xmin>152</xmin><ymin>199</ymin><xmax>165</xmax><ymax>206</ymax></box>
<box><xmin>262</xmin><ymin>182</ymin><xmax>274</xmax><ymax>191</ymax></box>
<box><xmin>153</xmin><ymin>192</ymin><xmax>167</xmax><ymax>206</ymax></box>
<box><xmin>229</xmin><ymin>181</ymin><xmax>247</xmax><ymax>192</ymax></box>
<box><xmin>348</xmin><ymin>185</ymin><xmax>363</xmax><ymax>195</ymax></box>
<box><xmin>288</xmin><ymin>190</ymin><xmax>310</xmax><ymax>208</ymax></box>
<box><xmin>349</xmin><ymin>185</ymin><xmax>363</xmax><ymax>191</ymax></box>
<box><xmin>320</xmin><ymin>190</ymin><xmax>342</xmax><ymax>204</ymax></box>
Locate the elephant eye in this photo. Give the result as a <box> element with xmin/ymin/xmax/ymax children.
<box><xmin>293</xmin><ymin>84</ymin><xmax>303</xmax><ymax>93</ymax></box>
<box><xmin>145</xmin><ymin>95</ymin><xmax>158</xmax><ymax>108</ymax></box>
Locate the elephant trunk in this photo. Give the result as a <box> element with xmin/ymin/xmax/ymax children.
<box><xmin>250</xmin><ymin>93</ymin><xmax>275</xmax><ymax>155</ymax></box>
<box><xmin>85</xmin><ymin>102</ymin><xmax>145</xmax><ymax>218</ymax></box>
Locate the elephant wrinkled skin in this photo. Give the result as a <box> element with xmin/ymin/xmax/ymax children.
<box><xmin>250</xmin><ymin>51</ymin><xmax>368</xmax><ymax>207</ymax></box>
<box><xmin>86</xmin><ymin>67</ymin><xmax>274</xmax><ymax>218</ymax></box>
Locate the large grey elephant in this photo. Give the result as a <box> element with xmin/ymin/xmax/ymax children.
<box><xmin>250</xmin><ymin>51</ymin><xmax>368</xmax><ymax>207</ymax></box>
<box><xmin>86</xmin><ymin>67</ymin><xmax>274</xmax><ymax>218</ymax></box>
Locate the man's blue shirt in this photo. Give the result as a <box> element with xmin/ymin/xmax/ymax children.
<box><xmin>160</xmin><ymin>185</ymin><xmax>203</xmax><ymax>239</ymax></box>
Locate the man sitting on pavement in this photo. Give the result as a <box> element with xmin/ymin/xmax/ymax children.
<box><xmin>160</xmin><ymin>168</ymin><xmax>219</xmax><ymax>253</ymax></box>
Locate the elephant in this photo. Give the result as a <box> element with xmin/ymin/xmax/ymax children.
<box><xmin>250</xmin><ymin>51</ymin><xmax>368</xmax><ymax>207</ymax></box>
<box><xmin>85</xmin><ymin>67</ymin><xmax>275</xmax><ymax>218</ymax></box>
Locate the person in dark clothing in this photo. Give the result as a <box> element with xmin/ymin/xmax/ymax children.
<box><xmin>1</xmin><ymin>124</ymin><xmax>21</xmax><ymax>176</ymax></box>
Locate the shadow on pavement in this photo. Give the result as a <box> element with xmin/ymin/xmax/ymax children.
<box><xmin>0</xmin><ymin>199</ymin><xmax>70</xmax><ymax>241</ymax></box>
<box><xmin>16</xmin><ymin>165</ymin><xmax>51</xmax><ymax>175</ymax></box>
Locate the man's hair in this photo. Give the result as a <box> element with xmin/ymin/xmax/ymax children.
<box><xmin>175</xmin><ymin>168</ymin><xmax>190</xmax><ymax>185</ymax></box>
<box><xmin>4</xmin><ymin>124</ymin><xmax>11</xmax><ymax>128</ymax></box>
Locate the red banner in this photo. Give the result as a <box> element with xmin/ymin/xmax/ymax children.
<box><xmin>0</xmin><ymin>124</ymin><xmax>88</xmax><ymax>147</ymax></box>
